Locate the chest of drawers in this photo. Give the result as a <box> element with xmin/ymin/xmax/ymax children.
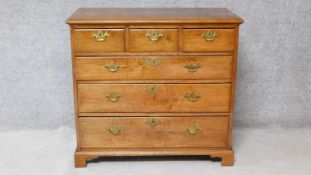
<box><xmin>66</xmin><ymin>8</ymin><xmax>243</xmax><ymax>168</ymax></box>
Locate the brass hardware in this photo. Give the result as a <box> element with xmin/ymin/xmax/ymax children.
<box><xmin>146</xmin><ymin>86</ymin><xmax>159</xmax><ymax>95</ymax></box>
<box><xmin>108</xmin><ymin>126</ymin><xmax>122</xmax><ymax>135</ymax></box>
<box><xmin>184</xmin><ymin>62</ymin><xmax>201</xmax><ymax>72</ymax></box>
<box><xmin>105</xmin><ymin>62</ymin><xmax>125</xmax><ymax>72</ymax></box>
<box><xmin>92</xmin><ymin>31</ymin><xmax>109</xmax><ymax>42</ymax></box>
<box><xmin>184</xmin><ymin>92</ymin><xmax>201</xmax><ymax>102</ymax></box>
<box><xmin>145</xmin><ymin>119</ymin><xmax>160</xmax><ymax>127</ymax></box>
<box><xmin>201</xmin><ymin>30</ymin><xmax>218</xmax><ymax>42</ymax></box>
<box><xmin>106</xmin><ymin>92</ymin><xmax>121</xmax><ymax>102</ymax></box>
<box><xmin>146</xmin><ymin>57</ymin><xmax>162</xmax><ymax>69</ymax></box>
<box><xmin>186</xmin><ymin>125</ymin><xmax>200</xmax><ymax>134</ymax></box>
<box><xmin>146</xmin><ymin>31</ymin><xmax>164</xmax><ymax>41</ymax></box>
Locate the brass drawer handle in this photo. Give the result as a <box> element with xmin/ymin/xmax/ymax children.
<box><xmin>186</xmin><ymin>125</ymin><xmax>200</xmax><ymax>134</ymax></box>
<box><xmin>105</xmin><ymin>62</ymin><xmax>125</xmax><ymax>72</ymax></box>
<box><xmin>106</xmin><ymin>92</ymin><xmax>121</xmax><ymax>102</ymax></box>
<box><xmin>146</xmin><ymin>86</ymin><xmax>159</xmax><ymax>95</ymax></box>
<box><xmin>201</xmin><ymin>30</ymin><xmax>218</xmax><ymax>42</ymax></box>
<box><xmin>108</xmin><ymin>126</ymin><xmax>122</xmax><ymax>135</ymax></box>
<box><xmin>184</xmin><ymin>62</ymin><xmax>201</xmax><ymax>72</ymax></box>
<box><xmin>92</xmin><ymin>31</ymin><xmax>109</xmax><ymax>42</ymax></box>
<box><xmin>146</xmin><ymin>31</ymin><xmax>164</xmax><ymax>41</ymax></box>
<box><xmin>145</xmin><ymin>119</ymin><xmax>160</xmax><ymax>127</ymax></box>
<box><xmin>184</xmin><ymin>92</ymin><xmax>201</xmax><ymax>102</ymax></box>
<box><xmin>146</xmin><ymin>57</ymin><xmax>162</xmax><ymax>69</ymax></box>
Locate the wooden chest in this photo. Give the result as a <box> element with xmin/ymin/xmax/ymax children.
<box><xmin>66</xmin><ymin>8</ymin><xmax>243</xmax><ymax>167</ymax></box>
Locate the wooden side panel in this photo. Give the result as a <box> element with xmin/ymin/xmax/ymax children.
<box><xmin>227</xmin><ymin>26</ymin><xmax>240</xmax><ymax>147</ymax></box>
<box><xmin>76</xmin><ymin>56</ymin><xmax>233</xmax><ymax>81</ymax></box>
<box><xmin>79</xmin><ymin>116</ymin><xmax>229</xmax><ymax>148</ymax></box>
<box><xmin>129</xmin><ymin>29</ymin><xmax>178</xmax><ymax>52</ymax></box>
<box><xmin>78</xmin><ymin>84</ymin><xmax>231</xmax><ymax>113</ymax></box>
<box><xmin>183</xmin><ymin>29</ymin><xmax>235</xmax><ymax>52</ymax></box>
<box><xmin>74</xmin><ymin>29</ymin><xmax>125</xmax><ymax>53</ymax></box>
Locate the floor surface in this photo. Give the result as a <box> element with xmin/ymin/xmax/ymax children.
<box><xmin>0</xmin><ymin>128</ymin><xmax>310</xmax><ymax>175</ymax></box>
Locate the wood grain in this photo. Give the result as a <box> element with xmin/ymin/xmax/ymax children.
<box><xmin>78</xmin><ymin>112</ymin><xmax>230</xmax><ymax>117</ymax></box>
<box><xmin>73</xmin><ymin>29</ymin><xmax>125</xmax><ymax>53</ymax></box>
<box><xmin>76</xmin><ymin>56</ymin><xmax>233</xmax><ymax>81</ymax></box>
<box><xmin>70</xmin><ymin>27</ymin><xmax>81</xmax><ymax>150</ymax></box>
<box><xmin>78</xmin><ymin>84</ymin><xmax>232</xmax><ymax>113</ymax></box>
<box><xmin>183</xmin><ymin>29</ymin><xmax>235</xmax><ymax>52</ymax></box>
<box><xmin>227</xmin><ymin>26</ymin><xmax>240</xmax><ymax>147</ymax></box>
<box><xmin>75</xmin><ymin>51</ymin><xmax>234</xmax><ymax>57</ymax></box>
<box><xmin>78</xmin><ymin>116</ymin><xmax>229</xmax><ymax>149</ymax></box>
<box><xmin>129</xmin><ymin>29</ymin><xmax>178</xmax><ymax>52</ymax></box>
<box><xmin>74</xmin><ymin>148</ymin><xmax>234</xmax><ymax>167</ymax></box>
<box><xmin>66</xmin><ymin>8</ymin><xmax>243</xmax><ymax>24</ymax></box>
<box><xmin>77</xmin><ymin>79</ymin><xmax>233</xmax><ymax>84</ymax></box>
<box><xmin>67</xmin><ymin>8</ymin><xmax>243</xmax><ymax>167</ymax></box>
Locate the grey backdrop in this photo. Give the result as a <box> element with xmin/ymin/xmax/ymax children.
<box><xmin>0</xmin><ymin>0</ymin><xmax>310</xmax><ymax>131</ymax></box>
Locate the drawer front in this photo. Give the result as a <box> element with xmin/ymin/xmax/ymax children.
<box><xmin>76</xmin><ymin>56</ymin><xmax>233</xmax><ymax>81</ymax></box>
<box><xmin>129</xmin><ymin>29</ymin><xmax>178</xmax><ymax>52</ymax></box>
<box><xmin>183</xmin><ymin>29</ymin><xmax>235</xmax><ymax>52</ymax></box>
<box><xmin>78</xmin><ymin>84</ymin><xmax>231</xmax><ymax>113</ymax></box>
<box><xmin>79</xmin><ymin>116</ymin><xmax>229</xmax><ymax>148</ymax></box>
<box><xmin>73</xmin><ymin>29</ymin><xmax>125</xmax><ymax>53</ymax></box>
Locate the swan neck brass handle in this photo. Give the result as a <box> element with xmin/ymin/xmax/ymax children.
<box><xmin>201</xmin><ymin>30</ymin><xmax>218</xmax><ymax>42</ymax></box>
<box><xmin>186</xmin><ymin>125</ymin><xmax>200</xmax><ymax>134</ymax></box>
<box><xmin>92</xmin><ymin>31</ymin><xmax>109</xmax><ymax>42</ymax></box>
<box><xmin>106</xmin><ymin>92</ymin><xmax>121</xmax><ymax>102</ymax></box>
<box><xmin>145</xmin><ymin>119</ymin><xmax>161</xmax><ymax>127</ymax></box>
<box><xmin>146</xmin><ymin>57</ymin><xmax>162</xmax><ymax>68</ymax></box>
<box><xmin>105</xmin><ymin>62</ymin><xmax>125</xmax><ymax>72</ymax></box>
<box><xmin>146</xmin><ymin>86</ymin><xmax>159</xmax><ymax>95</ymax></box>
<box><xmin>184</xmin><ymin>62</ymin><xmax>201</xmax><ymax>72</ymax></box>
<box><xmin>108</xmin><ymin>126</ymin><xmax>122</xmax><ymax>135</ymax></box>
<box><xmin>146</xmin><ymin>31</ymin><xmax>164</xmax><ymax>41</ymax></box>
<box><xmin>184</xmin><ymin>92</ymin><xmax>201</xmax><ymax>102</ymax></box>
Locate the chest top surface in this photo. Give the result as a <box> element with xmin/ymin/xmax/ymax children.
<box><xmin>66</xmin><ymin>8</ymin><xmax>243</xmax><ymax>24</ymax></box>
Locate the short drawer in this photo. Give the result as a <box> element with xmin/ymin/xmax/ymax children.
<box><xmin>183</xmin><ymin>29</ymin><xmax>235</xmax><ymax>52</ymax></box>
<box><xmin>73</xmin><ymin>29</ymin><xmax>125</xmax><ymax>53</ymax></box>
<box><xmin>78</xmin><ymin>84</ymin><xmax>231</xmax><ymax>113</ymax></box>
<box><xmin>129</xmin><ymin>29</ymin><xmax>178</xmax><ymax>52</ymax></box>
<box><xmin>78</xmin><ymin>116</ymin><xmax>229</xmax><ymax>148</ymax></box>
<box><xmin>76</xmin><ymin>56</ymin><xmax>233</xmax><ymax>81</ymax></box>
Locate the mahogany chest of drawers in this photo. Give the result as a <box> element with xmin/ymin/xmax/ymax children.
<box><xmin>66</xmin><ymin>8</ymin><xmax>243</xmax><ymax>167</ymax></box>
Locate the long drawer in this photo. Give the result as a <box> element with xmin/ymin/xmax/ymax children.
<box><xmin>79</xmin><ymin>116</ymin><xmax>229</xmax><ymax>148</ymax></box>
<box><xmin>78</xmin><ymin>84</ymin><xmax>231</xmax><ymax>113</ymax></box>
<box><xmin>76</xmin><ymin>56</ymin><xmax>233</xmax><ymax>81</ymax></box>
